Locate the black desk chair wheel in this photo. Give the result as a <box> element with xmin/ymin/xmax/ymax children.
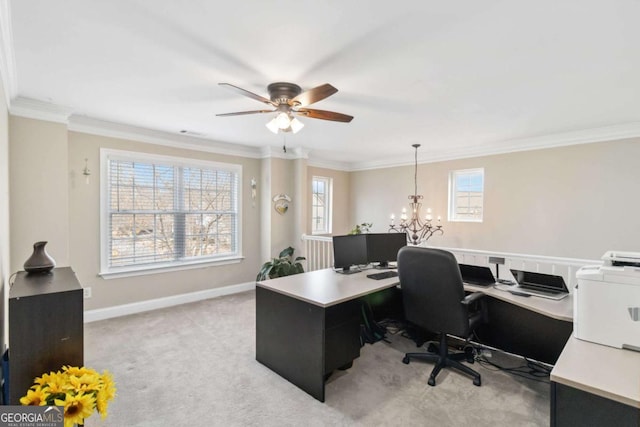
<box><xmin>398</xmin><ymin>246</ymin><xmax>485</xmax><ymax>387</ymax></box>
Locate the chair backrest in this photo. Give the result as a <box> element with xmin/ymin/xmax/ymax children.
<box><xmin>397</xmin><ymin>246</ymin><xmax>470</xmax><ymax>337</ymax></box>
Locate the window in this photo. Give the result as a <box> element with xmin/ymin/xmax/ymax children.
<box><xmin>311</xmin><ymin>176</ymin><xmax>332</xmax><ymax>234</ymax></box>
<box><xmin>448</xmin><ymin>168</ymin><xmax>484</xmax><ymax>222</ymax></box>
<box><xmin>101</xmin><ymin>150</ymin><xmax>241</xmax><ymax>275</ymax></box>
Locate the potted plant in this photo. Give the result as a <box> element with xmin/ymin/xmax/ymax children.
<box><xmin>21</xmin><ymin>365</ymin><xmax>116</xmax><ymax>427</ymax></box>
<box><xmin>256</xmin><ymin>246</ymin><xmax>306</xmax><ymax>281</ymax></box>
<box><xmin>348</xmin><ymin>222</ymin><xmax>372</xmax><ymax>235</ymax></box>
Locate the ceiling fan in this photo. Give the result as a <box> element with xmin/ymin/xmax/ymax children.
<box><xmin>216</xmin><ymin>82</ymin><xmax>354</xmax><ymax>134</ymax></box>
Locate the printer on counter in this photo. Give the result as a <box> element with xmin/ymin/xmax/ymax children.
<box><xmin>574</xmin><ymin>251</ymin><xmax>640</xmax><ymax>352</ymax></box>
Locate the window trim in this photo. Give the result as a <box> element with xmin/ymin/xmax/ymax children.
<box><xmin>448</xmin><ymin>167</ymin><xmax>484</xmax><ymax>223</ymax></box>
<box><xmin>99</xmin><ymin>148</ymin><xmax>243</xmax><ymax>277</ymax></box>
<box><xmin>311</xmin><ymin>175</ymin><xmax>332</xmax><ymax>235</ymax></box>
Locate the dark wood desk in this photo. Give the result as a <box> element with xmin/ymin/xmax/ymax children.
<box><xmin>256</xmin><ymin>271</ymin><xmax>575</xmax><ymax>402</ymax></box>
<box><xmin>463</xmin><ymin>283</ymin><xmax>573</xmax><ymax>364</ymax></box>
<box><xmin>550</xmin><ymin>337</ymin><xmax>640</xmax><ymax>426</ymax></box>
<box><xmin>256</xmin><ymin>269</ymin><xmax>399</xmax><ymax>402</ymax></box>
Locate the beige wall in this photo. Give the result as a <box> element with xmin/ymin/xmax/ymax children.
<box><xmin>259</xmin><ymin>157</ymin><xmax>271</xmax><ymax>262</ymax></box>
<box><xmin>293</xmin><ymin>158</ymin><xmax>308</xmax><ymax>249</ymax></box>
<box><xmin>0</xmin><ymin>75</ymin><xmax>9</xmax><ymax>350</ymax></box>
<box><xmin>67</xmin><ymin>131</ymin><xmax>263</xmax><ymax>310</ymax></box>
<box><xmin>352</xmin><ymin>139</ymin><xmax>640</xmax><ymax>260</ymax></box>
<box><xmin>266</xmin><ymin>157</ymin><xmax>296</xmax><ymax>257</ymax></box>
<box><xmin>307</xmin><ymin>166</ymin><xmax>351</xmax><ymax>236</ymax></box>
<box><xmin>7</xmin><ymin>111</ymin><xmax>640</xmax><ymax>312</ymax></box>
<box><xmin>9</xmin><ymin>117</ymin><xmax>69</xmax><ymax>273</ymax></box>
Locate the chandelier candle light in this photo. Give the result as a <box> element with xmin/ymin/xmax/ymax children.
<box><xmin>389</xmin><ymin>144</ymin><xmax>444</xmax><ymax>245</ymax></box>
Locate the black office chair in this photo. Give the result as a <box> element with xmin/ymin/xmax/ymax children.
<box><xmin>398</xmin><ymin>246</ymin><xmax>485</xmax><ymax>387</ymax></box>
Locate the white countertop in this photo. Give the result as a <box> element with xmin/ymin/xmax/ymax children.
<box><xmin>256</xmin><ymin>268</ymin><xmax>399</xmax><ymax>307</ymax></box>
<box><xmin>551</xmin><ymin>336</ymin><xmax>640</xmax><ymax>408</ymax></box>
<box><xmin>464</xmin><ymin>283</ymin><xmax>573</xmax><ymax>322</ymax></box>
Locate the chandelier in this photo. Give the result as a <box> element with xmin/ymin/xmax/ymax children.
<box><xmin>389</xmin><ymin>144</ymin><xmax>443</xmax><ymax>245</ymax></box>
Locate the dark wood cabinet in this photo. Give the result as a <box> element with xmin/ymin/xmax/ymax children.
<box><xmin>255</xmin><ymin>286</ymin><xmax>361</xmax><ymax>402</ymax></box>
<box><xmin>551</xmin><ymin>382</ymin><xmax>640</xmax><ymax>427</ymax></box>
<box><xmin>8</xmin><ymin>267</ymin><xmax>83</xmax><ymax>404</ymax></box>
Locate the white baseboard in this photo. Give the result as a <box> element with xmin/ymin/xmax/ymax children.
<box><xmin>83</xmin><ymin>281</ymin><xmax>256</xmax><ymax>323</ymax></box>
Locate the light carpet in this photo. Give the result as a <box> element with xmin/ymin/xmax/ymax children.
<box><xmin>83</xmin><ymin>290</ymin><xmax>549</xmax><ymax>426</ymax></box>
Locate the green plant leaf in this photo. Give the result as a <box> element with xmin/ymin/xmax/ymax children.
<box><xmin>257</xmin><ymin>246</ymin><xmax>305</xmax><ymax>279</ymax></box>
<box><xmin>279</xmin><ymin>246</ymin><xmax>294</xmax><ymax>258</ymax></box>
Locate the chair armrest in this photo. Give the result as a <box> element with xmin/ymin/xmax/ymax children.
<box><xmin>461</xmin><ymin>291</ymin><xmax>484</xmax><ymax>306</ymax></box>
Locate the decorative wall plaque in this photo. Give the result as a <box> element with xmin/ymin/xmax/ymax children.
<box><xmin>272</xmin><ymin>194</ymin><xmax>291</xmax><ymax>215</ymax></box>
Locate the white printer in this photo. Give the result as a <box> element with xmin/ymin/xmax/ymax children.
<box><xmin>574</xmin><ymin>251</ymin><xmax>640</xmax><ymax>352</ymax></box>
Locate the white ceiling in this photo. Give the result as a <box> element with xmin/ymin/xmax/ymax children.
<box><xmin>4</xmin><ymin>0</ymin><xmax>640</xmax><ymax>169</ymax></box>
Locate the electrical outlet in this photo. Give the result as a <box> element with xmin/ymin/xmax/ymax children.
<box><xmin>83</xmin><ymin>287</ymin><xmax>92</xmax><ymax>299</ymax></box>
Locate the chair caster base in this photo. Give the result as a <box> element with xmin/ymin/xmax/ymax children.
<box><xmin>473</xmin><ymin>377</ymin><xmax>481</xmax><ymax>386</ymax></box>
<box><xmin>428</xmin><ymin>377</ymin><xmax>436</xmax><ymax>386</ymax></box>
<box><xmin>402</xmin><ymin>355</ymin><xmax>410</xmax><ymax>364</ymax></box>
<box><xmin>464</xmin><ymin>346</ymin><xmax>475</xmax><ymax>363</ymax></box>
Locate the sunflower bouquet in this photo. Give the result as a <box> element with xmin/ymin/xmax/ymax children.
<box><xmin>20</xmin><ymin>365</ymin><xmax>116</xmax><ymax>427</ymax></box>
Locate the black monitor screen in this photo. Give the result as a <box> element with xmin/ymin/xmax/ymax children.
<box><xmin>366</xmin><ymin>233</ymin><xmax>407</xmax><ymax>268</ymax></box>
<box><xmin>332</xmin><ymin>234</ymin><xmax>368</xmax><ymax>273</ymax></box>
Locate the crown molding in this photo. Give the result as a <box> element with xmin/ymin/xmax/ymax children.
<box><xmin>68</xmin><ymin>115</ymin><xmax>263</xmax><ymax>159</ymax></box>
<box><xmin>260</xmin><ymin>145</ymin><xmax>311</xmax><ymax>160</ymax></box>
<box><xmin>0</xmin><ymin>0</ymin><xmax>17</xmax><ymax>104</ymax></box>
<box><xmin>8</xmin><ymin>96</ymin><xmax>640</xmax><ymax>172</ymax></box>
<box><xmin>307</xmin><ymin>157</ymin><xmax>352</xmax><ymax>171</ymax></box>
<box><xmin>10</xmin><ymin>96</ymin><xmax>73</xmax><ymax>123</ymax></box>
<box><xmin>347</xmin><ymin>122</ymin><xmax>640</xmax><ymax>171</ymax></box>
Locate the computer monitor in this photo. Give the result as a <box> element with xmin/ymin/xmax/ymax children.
<box><xmin>332</xmin><ymin>234</ymin><xmax>368</xmax><ymax>274</ymax></box>
<box><xmin>366</xmin><ymin>233</ymin><xmax>407</xmax><ymax>268</ymax></box>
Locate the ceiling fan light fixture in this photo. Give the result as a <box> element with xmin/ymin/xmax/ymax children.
<box><xmin>290</xmin><ymin>117</ymin><xmax>304</xmax><ymax>134</ymax></box>
<box><xmin>218</xmin><ymin>82</ymin><xmax>353</xmax><ymax>134</ymax></box>
<box><xmin>276</xmin><ymin>112</ymin><xmax>291</xmax><ymax>129</ymax></box>
<box><xmin>266</xmin><ymin>117</ymin><xmax>280</xmax><ymax>134</ymax></box>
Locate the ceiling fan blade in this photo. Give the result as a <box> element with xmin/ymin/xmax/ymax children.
<box><xmin>218</xmin><ymin>83</ymin><xmax>276</xmax><ymax>106</ymax></box>
<box><xmin>216</xmin><ymin>109</ymin><xmax>275</xmax><ymax>117</ymax></box>
<box><xmin>291</xmin><ymin>83</ymin><xmax>338</xmax><ymax>107</ymax></box>
<box><xmin>296</xmin><ymin>108</ymin><xmax>353</xmax><ymax>123</ymax></box>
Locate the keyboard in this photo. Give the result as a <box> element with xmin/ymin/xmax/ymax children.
<box><xmin>367</xmin><ymin>271</ymin><xmax>399</xmax><ymax>280</ymax></box>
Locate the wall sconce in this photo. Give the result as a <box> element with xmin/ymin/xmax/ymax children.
<box><xmin>82</xmin><ymin>158</ymin><xmax>91</xmax><ymax>184</ymax></box>
<box><xmin>251</xmin><ymin>177</ymin><xmax>257</xmax><ymax>207</ymax></box>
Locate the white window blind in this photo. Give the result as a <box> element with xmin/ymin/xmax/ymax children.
<box><xmin>101</xmin><ymin>150</ymin><xmax>241</xmax><ymax>274</ymax></box>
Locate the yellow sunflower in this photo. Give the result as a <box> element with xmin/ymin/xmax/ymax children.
<box><xmin>33</xmin><ymin>371</ymin><xmax>58</xmax><ymax>386</ymax></box>
<box><xmin>96</xmin><ymin>371</ymin><xmax>116</xmax><ymax>419</ymax></box>
<box><xmin>43</xmin><ymin>375</ymin><xmax>69</xmax><ymax>395</ymax></box>
<box><xmin>101</xmin><ymin>371</ymin><xmax>117</xmax><ymax>400</ymax></box>
<box><xmin>19</xmin><ymin>387</ymin><xmax>49</xmax><ymax>406</ymax></box>
<box><xmin>54</xmin><ymin>391</ymin><xmax>96</xmax><ymax>427</ymax></box>
<box><xmin>62</xmin><ymin>365</ymin><xmax>93</xmax><ymax>377</ymax></box>
<box><xmin>68</xmin><ymin>372</ymin><xmax>100</xmax><ymax>393</ymax></box>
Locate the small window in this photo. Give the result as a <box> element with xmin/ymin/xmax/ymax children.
<box><xmin>311</xmin><ymin>176</ymin><xmax>332</xmax><ymax>234</ymax></box>
<box><xmin>448</xmin><ymin>168</ymin><xmax>484</xmax><ymax>222</ymax></box>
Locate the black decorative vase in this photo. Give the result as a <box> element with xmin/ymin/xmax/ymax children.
<box><xmin>23</xmin><ymin>241</ymin><xmax>56</xmax><ymax>274</ymax></box>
